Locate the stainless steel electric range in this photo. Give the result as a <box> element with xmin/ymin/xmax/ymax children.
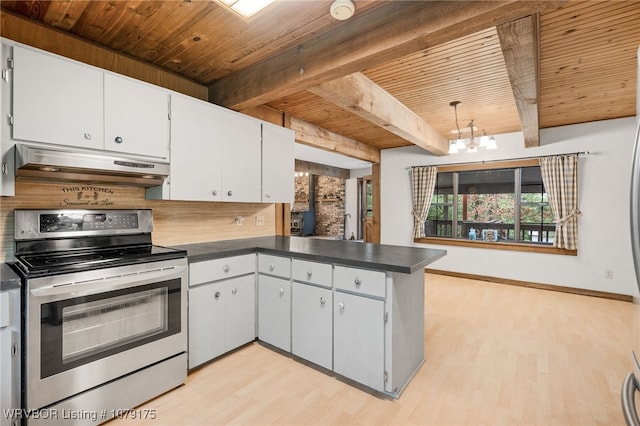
<box><xmin>12</xmin><ymin>209</ymin><xmax>188</xmax><ymax>425</ymax></box>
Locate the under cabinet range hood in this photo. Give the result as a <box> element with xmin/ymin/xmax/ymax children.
<box><xmin>15</xmin><ymin>143</ymin><xmax>170</xmax><ymax>187</ymax></box>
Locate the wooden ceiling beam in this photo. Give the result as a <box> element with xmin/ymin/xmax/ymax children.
<box><xmin>287</xmin><ymin>116</ymin><xmax>380</xmax><ymax>164</ymax></box>
<box><xmin>295</xmin><ymin>160</ymin><xmax>350</xmax><ymax>180</ymax></box>
<box><xmin>208</xmin><ymin>1</ymin><xmax>565</xmax><ymax>111</ymax></box>
<box><xmin>497</xmin><ymin>14</ymin><xmax>540</xmax><ymax>148</ymax></box>
<box><xmin>309</xmin><ymin>72</ymin><xmax>449</xmax><ymax>156</ymax></box>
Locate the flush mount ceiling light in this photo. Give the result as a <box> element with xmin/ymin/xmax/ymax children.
<box><xmin>330</xmin><ymin>0</ymin><xmax>355</xmax><ymax>20</ymax></box>
<box><xmin>216</xmin><ymin>0</ymin><xmax>277</xmax><ymax>19</ymax></box>
<box><xmin>447</xmin><ymin>100</ymin><xmax>497</xmax><ymax>154</ymax></box>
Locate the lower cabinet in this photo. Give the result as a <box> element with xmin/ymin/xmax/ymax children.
<box><xmin>187</xmin><ymin>254</ymin><xmax>424</xmax><ymax>397</ymax></box>
<box><xmin>0</xmin><ymin>288</ymin><xmax>20</xmax><ymax>426</ymax></box>
<box><xmin>333</xmin><ymin>291</ymin><xmax>385</xmax><ymax>392</ymax></box>
<box><xmin>257</xmin><ymin>274</ymin><xmax>291</xmax><ymax>352</ymax></box>
<box><xmin>291</xmin><ymin>282</ymin><xmax>333</xmax><ymax>370</ymax></box>
<box><xmin>189</xmin><ymin>275</ymin><xmax>255</xmax><ymax>368</ymax></box>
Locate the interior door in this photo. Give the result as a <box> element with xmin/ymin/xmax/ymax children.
<box><xmin>358</xmin><ymin>176</ymin><xmax>374</xmax><ymax>242</ymax></box>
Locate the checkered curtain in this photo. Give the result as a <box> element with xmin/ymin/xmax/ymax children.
<box><xmin>539</xmin><ymin>154</ymin><xmax>581</xmax><ymax>250</ymax></box>
<box><xmin>410</xmin><ymin>166</ymin><xmax>438</xmax><ymax>238</ymax></box>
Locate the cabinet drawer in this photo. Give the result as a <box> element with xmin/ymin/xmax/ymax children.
<box><xmin>189</xmin><ymin>254</ymin><xmax>256</xmax><ymax>286</ymax></box>
<box><xmin>258</xmin><ymin>254</ymin><xmax>291</xmax><ymax>278</ymax></box>
<box><xmin>334</xmin><ymin>265</ymin><xmax>386</xmax><ymax>298</ymax></box>
<box><xmin>292</xmin><ymin>259</ymin><xmax>332</xmax><ymax>288</ymax></box>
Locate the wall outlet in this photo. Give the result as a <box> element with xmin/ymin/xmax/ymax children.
<box><xmin>605</xmin><ymin>270</ymin><xmax>614</xmax><ymax>280</ymax></box>
<box><xmin>255</xmin><ymin>215</ymin><xmax>265</xmax><ymax>226</ymax></box>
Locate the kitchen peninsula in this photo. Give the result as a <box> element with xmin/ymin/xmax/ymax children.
<box><xmin>175</xmin><ymin>236</ymin><xmax>445</xmax><ymax>398</ymax></box>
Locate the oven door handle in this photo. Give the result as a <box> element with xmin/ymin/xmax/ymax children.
<box><xmin>29</xmin><ymin>265</ymin><xmax>187</xmax><ymax>298</ymax></box>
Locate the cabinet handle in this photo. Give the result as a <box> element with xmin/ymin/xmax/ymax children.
<box><xmin>212</xmin><ymin>190</ymin><xmax>218</xmax><ymax>196</ymax></box>
<box><xmin>232</xmin><ymin>287</ymin><xmax>238</xmax><ymax>295</ymax></box>
<box><xmin>214</xmin><ymin>291</ymin><xmax>221</xmax><ymax>299</ymax></box>
<box><xmin>227</xmin><ymin>190</ymin><xmax>233</xmax><ymax>196</ymax></box>
<box><xmin>222</xmin><ymin>264</ymin><xmax>230</xmax><ymax>273</ymax></box>
<box><xmin>1</xmin><ymin>163</ymin><xmax>6</xmax><ymax>175</ymax></box>
<box><xmin>354</xmin><ymin>277</ymin><xmax>361</xmax><ymax>287</ymax></box>
<box><xmin>84</xmin><ymin>132</ymin><xmax>93</xmax><ymax>140</ymax></box>
<box><xmin>279</xmin><ymin>287</ymin><xmax>285</xmax><ymax>295</ymax></box>
<box><xmin>11</xmin><ymin>343</ymin><xmax>18</xmax><ymax>358</ymax></box>
<box><xmin>306</xmin><ymin>269</ymin><xmax>313</xmax><ymax>277</ymax></box>
<box><xmin>338</xmin><ymin>302</ymin><xmax>345</xmax><ymax>310</ymax></box>
<box><xmin>320</xmin><ymin>297</ymin><xmax>326</xmax><ymax>305</ymax></box>
<box><xmin>114</xmin><ymin>136</ymin><xmax>123</xmax><ymax>144</ymax></box>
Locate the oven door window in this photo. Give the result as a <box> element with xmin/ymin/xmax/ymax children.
<box><xmin>40</xmin><ymin>279</ymin><xmax>181</xmax><ymax>378</ymax></box>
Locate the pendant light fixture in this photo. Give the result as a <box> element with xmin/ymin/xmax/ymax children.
<box><xmin>447</xmin><ymin>101</ymin><xmax>497</xmax><ymax>154</ymax></box>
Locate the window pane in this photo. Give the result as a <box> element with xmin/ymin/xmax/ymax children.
<box><xmin>520</xmin><ymin>166</ymin><xmax>554</xmax><ymax>244</ymax></box>
<box><xmin>425</xmin><ymin>172</ymin><xmax>454</xmax><ymax>237</ymax></box>
<box><xmin>458</xmin><ymin>169</ymin><xmax>515</xmax><ymax>242</ymax></box>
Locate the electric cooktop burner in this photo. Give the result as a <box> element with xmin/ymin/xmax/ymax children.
<box><xmin>15</xmin><ymin>244</ymin><xmax>186</xmax><ymax>277</ymax></box>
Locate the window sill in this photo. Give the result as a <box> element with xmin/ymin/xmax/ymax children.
<box><xmin>414</xmin><ymin>237</ymin><xmax>577</xmax><ymax>256</ymax></box>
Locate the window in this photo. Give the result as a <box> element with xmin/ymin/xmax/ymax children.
<box><xmin>417</xmin><ymin>159</ymin><xmax>574</xmax><ymax>255</ymax></box>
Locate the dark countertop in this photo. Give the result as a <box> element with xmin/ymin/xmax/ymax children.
<box><xmin>1</xmin><ymin>263</ymin><xmax>21</xmax><ymax>291</ymax></box>
<box><xmin>173</xmin><ymin>236</ymin><xmax>446</xmax><ymax>274</ymax></box>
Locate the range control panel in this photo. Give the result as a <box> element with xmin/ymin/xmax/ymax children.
<box><xmin>14</xmin><ymin>209</ymin><xmax>153</xmax><ymax>240</ymax></box>
<box><xmin>39</xmin><ymin>212</ymin><xmax>140</xmax><ymax>233</ymax></box>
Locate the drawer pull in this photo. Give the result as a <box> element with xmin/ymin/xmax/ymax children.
<box><xmin>269</xmin><ymin>263</ymin><xmax>275</xmax><ymax>271</ymax></box>
<box><xmin>306</xmin><ymin>269</ymin><xmax>313</xmax><ymax>277</ymax></box>
<box><xmin>338</xmin><ymin>302</ymin><xmax>345</xmax><ymax>310</ymax></box>
<box><xmin>214</xmin><ymin>291</ymin><xmax>221</xmax><ymax>299</ymax></box>
<box><xmin>279</xmin><ymin>287</ymin><xmax>285</xmax><ymax>295</ymax></box>
<box><xmin>320</xmin><ymin>297</ymin><xmax>326</xmax><ymax>305</ymax></box>
<box><xmin>354</xmin><ymin>277</ymin><xmax>361</xmax><ymax>287</ymax></box>
<box><xmin>222</xmin><ymin>264</ymin><xmax>230</xmax><ymax>273</ymax></box>
<box><xmin>232</xmin><ymin>287</ymin><xmax>238</xmax><ymax>295</ymax></box>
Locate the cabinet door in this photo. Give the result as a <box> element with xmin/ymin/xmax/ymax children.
<box><xmin>12</xmin><ymin>46</ymin><xmax>103</xmax><ymax>150</ymax></box>
<box><xmin>291</xmin><ymin>283</ymin><xmax>332</xmax><ymax>370</ymax></box>
<box><xmin>258</xmin><ymin>275</ymin><xmax>291</xmax><ymax>352</ymax></box>
<box><xmin>0</xmin><ymin>289</ymin><xmax>20</xmax><ymax>426</ymax></box>
<box><xmin>261</xmin><ymin>123</ymin><xmax>294</xmax><ymax>203</ymax></box>
<box><xmin>104</xmin><ymin>73</ymin><xmax>170</xmax><ymax>159</ymax></box>
<box><xmin>1</xmin><ymin>44</ymin><xmax>14</xmax><ymax>196</ymax></box>
<box><xmin>218</xmin><ymin>109</ymin><xmax>261</xmax><ymax>202</ymax></box>
<box><xmin>188</xmin><ymin>282</ymin><xmax>225</xmax><ymax>368</ymax></box>
<box><xmin>169</xmin><ymin>95</ymin><xmax>222</xmax><ymax>201</ymax></box>
<box><xmin>225</xmin><ymin>275</ymin><xmax>256</xmax><ymax>351</ymax></box>
<box><xmin>334</xmin><ymin>292</ymin><xmax>385</xmax><ymax>391</ymax></box>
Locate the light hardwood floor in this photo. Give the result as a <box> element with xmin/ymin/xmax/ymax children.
<box><xmin>109</xmin><ymin>273</ymin><xmax>633</xmax><ymax>425</ymax></box>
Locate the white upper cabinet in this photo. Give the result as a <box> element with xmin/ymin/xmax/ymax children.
<box><xmin>261</xmin><ymin>122</ymin><xmax>294</xmax><ymax>203</ymax></box>
<box><xmin>104</xmin><ymin>73</ymin><xmax>170</xmax><ymax>159</ymax></box>
<box><xmin>167</xmin><ymin>95</ymin><xmax>222</xmax><ymax>201</ymax></box>
<box><xmin>12</xmin><ymin>45</ymin><xmax>169</xmax><ymax>160</ymax></box>
<box><xmin>218</xmin><ymin>108</ymin><xmax>262</xmax><ymax>202</ymax></box>
<box><xmin>12</xmin><ymin>46</ymin><xmax>104</xmax><ymax>150</ymax></box>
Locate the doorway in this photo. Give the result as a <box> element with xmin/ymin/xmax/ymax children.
<box><xmin>357</xmin><ymin>176</ymin><xmax>373</xmax><ymax>241</ymax></box>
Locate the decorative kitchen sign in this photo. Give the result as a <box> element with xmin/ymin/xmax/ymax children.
<box><xmin>60</xmin><ymin>185</ymin><xmax>116</xmax><ymax>207</ymax></box>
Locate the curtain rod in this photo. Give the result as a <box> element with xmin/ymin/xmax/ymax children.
<box><xmin>406</xmin><ymin>151</ymin><xmax>590</xmax><ymax>170</ymax></box>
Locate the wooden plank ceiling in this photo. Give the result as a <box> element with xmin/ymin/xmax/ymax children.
<box><xmin>1</xmin><ymin>0</ymin><xmax>638</xmax><ymax>161</ymax></box>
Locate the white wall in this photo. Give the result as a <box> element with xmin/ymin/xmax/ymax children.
<box><xmin>381</xmin><ymin>117</ymin><xmax>638</xmax><ymax>296</ymax></box>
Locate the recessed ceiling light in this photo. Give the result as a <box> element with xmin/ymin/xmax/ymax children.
<box><xmin>216</xmin><ymin>0</ymin><xmax>277</xmax><ymax>19</ymax></box>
